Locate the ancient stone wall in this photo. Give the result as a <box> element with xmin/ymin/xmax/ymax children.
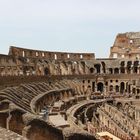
<box><xmin>9</xmin><ymin>46</ymin><xmax>95</xmax><ymax>60</ymax></box>
<box><xmin>110</xmin><ymin>32</ymin><xmax>140</xmax><ymax>59</ymax></box>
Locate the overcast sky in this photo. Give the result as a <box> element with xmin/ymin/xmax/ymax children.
<box><xmin>0</xmin><ymin>0</ymin><xmax>140</xmax><ymax>58</ymax></box>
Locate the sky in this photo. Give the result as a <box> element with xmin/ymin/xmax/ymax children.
<box><xmin>0</xmin><ymin>0</ymin><xmax>140</xmax><ymax>58</ymax></box>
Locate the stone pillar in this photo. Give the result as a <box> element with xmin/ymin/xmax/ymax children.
<box><xmin>6</xmin><ymin>111</ymin><xmax>12</xmax><ymax>130</ymax></box>
<box><xmin>84</xmin><ymin>116</ymin><xmax>89</xmax><ymax>124</ymax></box>
<box><xmin>103</xmin><ymin>85</ymin><xmax>106</xmax><ymax>92</ymax></box>
<box><xmin>137</xmin><ymin>67</ymin><xmax>140</xmax><ymax>74</ymax></box>
<box><xmin>77</xmin><ymin>115</ymin><xmax>80</xmax><ymax>125</ymax></box>
<box><xmin>130</xmin><ymin>67</ymin><xmax>133</xmax><ymax>74</ymax></box>
<box><xmin>95</xmin><ymin>85</ymin><xmax>97</xmax><ymax>92</ymax></box>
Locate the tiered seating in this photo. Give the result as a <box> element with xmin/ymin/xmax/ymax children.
<box><xmin>0</xmin><ymin>79</ymin><xmax>82</xmax><ymax>114</ymax></box>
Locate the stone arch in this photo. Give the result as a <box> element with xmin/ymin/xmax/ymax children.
<box><xmin>133</xmin><ymin>61</ymin><xmax>139</xmax><ymax>73</ymax></box>
<box><xmin>0</xmin><ymin>101</ymin><xmax>9</xmax><ymax>111</ymax></box>
<box><xmin>127</xmin><ymin>61</ymin><xmax>132</xmax><ymax>74</ymax></box>
<box><xmin>120</xmin><ymin>61</ymin><xmax>125</xmax><ymax>67</ymax></box>
<box><xmin>109</xmin><ymin>68</ymin><xmax>113</xmax><ymax>74</ymax></box>
<box><xmin>124</xmin><ymin>103</ymin><xmax>129</xmax><ymax>110</ymax></box>
<box><xmin>120</xmin><ymin>82</ymin><xmax>125</xmax><ymax>93</ymax></box>
<box><xmin>120</xmin><ymin>61</ymin><xmax>125</xmax><ymax>74</ymax></box>
<box><xmin>44</xmin><ymin>67</ymin><xmax>50</xmax><ymax>75</ymax></box>
<box><xmin>116</xmin><ymin>102</ymin><xmax>122</xmax><ymax>110</ymax></box>
<box><xmin>94</xmin><ymin>64</ymin><xmax>101</xmax><ymax>73</ymax></box>
<box><xmin>97</xmin><ymin>82</ymin><xmax>104</xmax><ymax>92</ymax></box>
<box><xmin>120</xmin><ymin>67</ymin><xmax>125</xmax><ymax>73</ymax></box>
<box><xmin>132</xmin><ymin>88</ymin><xmax>136</xmax><ymax>94</ymax></box>
<box><xmin>109</xmin><ymin>85</ymin><xmax>113</xmax><ymax>91</ymax></box>
<box><xmin>115</xmin><ymin>85</ymin><xmax>119</xmax><ymax>92</ymax></box>
<box><xmin>89</xmin><ymin>67</ymin><xmax>94</xmax><ymax>74</ymax></box>
<box><xmin>114</xmin><ymin>68</ymin><xmax>119</xmax><ymax>74</ymax></box>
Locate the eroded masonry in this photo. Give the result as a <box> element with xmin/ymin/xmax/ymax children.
<box><xmin>0</xmin><ymin>32</ymin><xmax>140</xmax><ymax>140</ymax></box>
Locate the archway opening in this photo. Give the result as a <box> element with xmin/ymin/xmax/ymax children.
<box><xmin>109</xmin><ymin>68</ymin><xmax>113</xmax><ymax>74</ymax></box>
<box><xmin>97</xmin><ymin>82</ymin><xmax>104</xmax><ymax>92</ymax></box>
<box><xmin>127</xmin><ymin>61</ymin><xmax>132</xmax><ymax>74</ymax></box>
<box><xmin>90</xmin><ymin>68</ymin><xmax>94</xmax><ymax>74</ymax></box>
<box><xmin>94</xmin><ymin>64</ymin><xmax>101</xmax><ymax>73</ymax></box>
<box><xmin>116</xmin><ymin>85</ymin><xmax>119</xmax><ymax>92</ymax></box>
<box><xmin>120</xmin><ymin>67</ymin><xmax>125</xmax><ymax>73</ymax></box>
<box><xmin>114</xmin><ymin>68</ymin><xmax>119</xmax><ymax>74</ymax></box>
<box><xmin>120</xmin><ymin>82</ymin><xmax>125</xmax><ymax>93</ymax></box>
<box><xmin>109</xmin><ymin>85</ymin><xmax>113</xmax><ymax>92</ymax></box>
<box><xmin>44</xmin><ymin>67</ymin><xmax>50</xmax><ymax>75</ymax></box>
<box><xmin>116</xmin><ymin>102</ymin><xmax>122</xmax><ymax>110</ymax></box>
<box><xmin>120</xmin><ymin>61</ymin><xmax>125</xmax><ymax>67</ymax></box>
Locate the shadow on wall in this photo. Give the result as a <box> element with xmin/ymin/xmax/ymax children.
<box><xmin>9</xmin><ymin>110</ymin><xmax>25</xmax><ymax>135</ymax></box>
<box><xmin>66</xmin><ymin>133</ymin><xmax>96</xmax><ymax>140</ymax></box>
<box><xmin>24</xmin><ymin>119</ymin><xmax>97</xmax><ymax>140</ymax></box>
<box><xmin>25</xmin><ymin>119</ymin><xmax>63</xmax><ymax>140</ymax></box>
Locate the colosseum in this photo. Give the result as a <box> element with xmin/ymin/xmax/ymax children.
<box><xmin>0</xmin><ymin>32</ymin><xmax>140</xmax><ymax>140</ymax></box>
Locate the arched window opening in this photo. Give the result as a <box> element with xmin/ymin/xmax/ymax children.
<box><xmin>90</xmin><ymin>68</ymin><xmax>94</xmax><ymax>74</ymax></box>
<box><xmin>127</xmin><ymin>61</ymin><xmax>132</xmax><ymax>66</ymax></box>
<box><xmin>133</xmin><ymin>61</ymin><xmax>139</xmax><ymax>73</ymax></box>
<box><xmin>94</xmin><ymin>64</ymin><xmax>101</xmax><ymax>73</ymax></box>
<box><xmin>120</xmin><ymin>61</ymin><xmax>125</xmax><ymax>67</ymax></box>
<box><xmin>134</xmin><ymin>61</ymin><xmax>139</xmax><ymax>66</ymax></box>
<box><xmin>116</xmin><ymin>102</ymin><xmax>122</xmax><ymax>110</ymax></box>
<box><xmin>132</xmin><ymin>88</ymin><xmax>136</xmax><ymax>94</ymax></box>
<box><xmin>134</xmin><ymin>67</ymin><xmax>138</xmax><ymax>73</ymax></box>
<box><xmin>116</xmin><ymin>85</ymin><xmax>119</xmax><ymax>92</ymax></box>
<box><xmin>127</xmin><ymin>61</ymin><xmax>132</xmax><ymax>74</ymax></box>
<box><xmin>114</xmin><ymin>68</ymin><xmax>119</xmax><ymax>74</ymax></box>
<box><xmin>120</xmin><ymin>67</ymin><xmax>125</xmax><ymax>73</ymax></box>
<box><xmin>109</xmin><ymin>68</ymin><xmax>113</xmax><ymax>74</ymax></box>
<box><xmin>44</xmin><ymin>67</ymin><xmax>50</xmax><ymax>75</ymax></box>
<box><xmin>109</xmin><ymin>85</ymin><xmax>113</xmax><ymax>91</ymax></box>
<box><xmin>127</xmin><ymin>67</ymin><xmax>131</xmax><ymax>74</ymax></box>
<box><xmin>120</xmin><ymin>82</ymin><xmax>125</xmax><ymax>93</ymax></box>
<box><xmin>97</xmin><ymin>82</ymin><xmax>104</xmax><ymax>92</ymax></box>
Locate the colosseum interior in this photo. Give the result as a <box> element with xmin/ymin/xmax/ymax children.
<box><xmin>0</xmin><ymin>32</ymin><xmax>140</xmax><ymax>140</ymax></box>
